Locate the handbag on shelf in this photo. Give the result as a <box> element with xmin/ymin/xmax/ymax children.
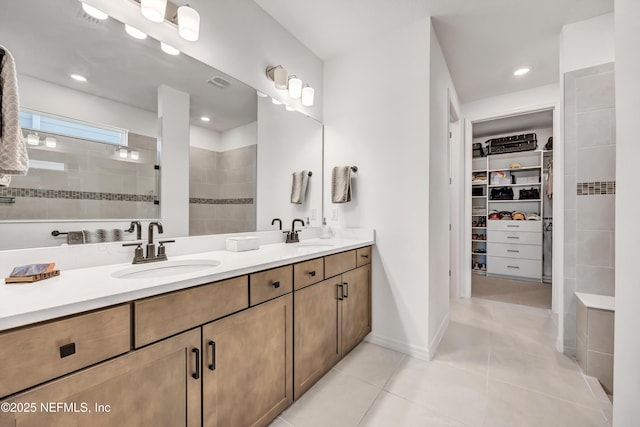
<box><xmin>490</xmin><ymin>187</ymin><xmax>514</xmax><ymax>200</ymax></box>
<box><xmin>519</xmin><ymin>187</ymin><xmax>540</xmax><ymax>200</ymax></box>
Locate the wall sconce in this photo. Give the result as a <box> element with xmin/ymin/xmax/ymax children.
<box><xmin>27</xmin><ymin>133</ymin><xmax>40</xmax><ymax>146</ymax></box>
<box><xmin>288</xmin><ymin>76</ymin><xmax>302</xmax><ymax>99</ymax></box>
<box><xmin>119</xmin><ymin>148</ymin><xmax>129</xmax><ymax>158</ymax></box>
<box><xmin>266</xmin><ymin>66</ymin><xmax>288</xmax><ymax>90</ymax></box>
<box><xmin>135</xmin><ymin>0</ymin><xmax>201</xmax><ymax>42</ymax></box>
<box><xmin>130</xmin><ymin>151</ymin><xmax>140</xmax><ymax>160</ymax></box>
<box><xmin>301</xmin><ymin>84</ymin><xmax>315</xmax><ymax>107</ymax></box>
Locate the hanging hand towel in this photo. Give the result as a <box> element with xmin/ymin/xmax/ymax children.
<box><xmin>546</xmin><ymin>161</ymin><xmax>553</xmax><ymax>199</ymax></box>
<box><xmin>0</xmin><ymin>46</ymin><xmax>29</xmax><ymax>186</ymax></box>
<box><xmin>331</xmin><ymin>166</ymin><xmax>352</xmax><ymax>203</ymax></box>
<box><xmin>290</xmin><ymin>170</ymin><xmax>310</xmax><ymax>204</ymax></box>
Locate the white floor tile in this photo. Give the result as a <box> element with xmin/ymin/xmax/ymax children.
<box><xmin>280</xmin><ymin>369</ymin><xmax>380</xmax><ymax>427</ymax></box>
<box><xmin>433</xmin><ymin>320</ymin><xmax>491</xmax><ymax>375</ymax></box>
<box><xmin>268</xmin><ymin>417</ymin><xmax>294</xmax><ymax>427</ymax></box>
<box><xmin>333</xmin><ymin>342</ymin><xmax>405</xmax><ymax>387</ymax></box>
<box><xmin>358</xmin><ymin>392</ymin><xmax>469</xmax><ymax>427</ymax></box>
<box><xmin>384</xmin><ymin>358</ymin><xmax>487</xmax><ymax>427</ymax></box>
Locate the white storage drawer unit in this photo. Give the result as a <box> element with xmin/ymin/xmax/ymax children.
<box><xmin>488</xmin><ymin>230</ymin><xmax>541</xmax><ymax>245</ymax></box>
<box><xmin>487</xmin><ymin>242</ymin><xmax>542</xmax><ymax>260</ymax></box>
<box><xmin>487</xmin><ymin>256</ymin><xmax>542</xmax><ymax>280</ymax></box>
<box><xmin>487</xmin><ymin>220</ymin><xmax>542</xmax><ymax>232</ymax></box>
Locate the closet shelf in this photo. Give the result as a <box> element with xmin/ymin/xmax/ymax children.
<box><xmin>488</xmin><ymin>199</ymin><xmax>542</xmax><ymax>203</ymax></box>
<box><xmin>472</xmin><ymin>196</ymin><xmax>486</xmax><ymax>199</ymax></box>
<box><xmin>472</xmin><ymin>182</ymin><xmax>488</xmax><ymax>186</ymax></box>
<box><xmin>488</xmin><ymin>166</ymin><xmax>541</xmax><ymax>173</ymax></box>
<box><xmin>488</xmin><ymin>183</ymin><xmax>540</xmax><ymax>188</ymax></box>
<box><xmin>472</xmin><ymin>226</ymin><xmax>486</xmax><ymax>229</ymax></box>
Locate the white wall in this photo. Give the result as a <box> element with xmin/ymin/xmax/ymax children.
<box><xmin>190</xmin><ymin>125</ymin><xmax>222</xmax><ymax>151</ymax></box>
<box><xmin>428</xmin><ymin>23</ymin><xmax>460</xmax><ymax>353</ymax></box>
<box><xmin>561</xmin><ymin>13</ymin><xmax>615</xmax><ymax>74</ymax></box>
<box><xmin>220</xmin><ymin>122</ymin><xmax>257</xmax><ymax>152</ymax></box>
<box><xmin>87</xmin><ymin>0</ymin><xmax>323</xmax><ymax>120</ymax></box>
<box><xmin>256</xmin><ymin>98</ymin><xmax>323</xmax><ymax>231</ymax></box>
<box><xmin>323</xmin><ymin>17</ymin><xmax>432</xmax><ymax>359</ymax></box>
<box><xmin>613</xmin><ymin>0</ymin><xmax>640</xmax><ymax>424</ymax></box>
<box><xmin>462</xmin><ymin>84</ymin><xmax>560</xmax><ymax>121</ymax></box>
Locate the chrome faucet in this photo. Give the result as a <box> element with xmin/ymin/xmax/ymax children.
<box><xmin>123</xmin><ymin>221</ymin><xmax>174</xmax><ymax>264</ymax></box>
<box><xmin>271</xmin><ymin>218</ymin><xmax>282</xmax><ymax>230</ymax></box>
<box><xmin>285</xmin><ymin>218</ymin><xmax>305</xmax><ymax>243</ymax></box>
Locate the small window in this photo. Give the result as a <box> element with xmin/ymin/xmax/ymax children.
<box><xmin>19</xmin><ymin>110</ymin><xmax>128</xmax><ymax>146</ymax></box>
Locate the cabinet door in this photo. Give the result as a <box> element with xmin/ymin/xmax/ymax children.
<box><xmin>341</xmin><ymin>264</ymin><xmax>371</xmax><ymax>355</ymax></box>
<box><xmin>203</xmin><ymin>294</ymin><xmax>293</xmax><ymax>427</ymax></box>
<box><xmin>0</xmin><ymin>329</ymin><xmax>201</xmax><ymax>427</ymax></box>
<box><xmin>293</xmin><ymin>278</ymin><xmax>341</xmax><ymax>399</ymax></box>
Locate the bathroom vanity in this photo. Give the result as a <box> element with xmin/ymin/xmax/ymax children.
<box><xmin>0</xmin><ymin>234</ymin><xmax>373</xmax><ymax>426</ymax></box>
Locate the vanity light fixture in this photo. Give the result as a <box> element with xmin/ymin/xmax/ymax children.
<box><xmin>271</xmin><ymin>98</ymin><xmax>283</xmax><ymax>105</ymax></box>
<box><xmin>160</xmin><ymin>42</ymin><xmax>180</xmax><ymax>56</ymax></box>
<box><xmin>125</xmin><ymin>24</ymin><xmax>148</xmax><ymax>40</ymax></box>
<box><xmin>513</xmin><ymin>66</ymin><xmax>531</xmax><ymax>77</ymax></box>
<box><xmin>70</xmin><ymin>74</ymin><xmax>87</xmax><ymax>82</ymax></box>
<box><xmin>45</xmin><ymin>137</ymin><xmax>57</xmax><ymax>148</ymax></box>
<box><xmin>27</xmin><ymin>133</ymin><xmax>40</xmax><ymax>146</ymax></box>
<box><xmin>81</xmin><ymin>3</ymin><xmax>109</xmax><ymax>20</ymax></box>
<box><xmin>287</xmin><ymin>75</ymin><xmax>302</xmax><ymax>99</ymax></box>
<box><xmin>301</xmin><ymin>84</ymin><xmax>315</xmax><ymax>107</ymax></box>
<box><xmin>119</xmin><ymin>148</ymin><xmax>129</xmax><ymax>158</ymax></box>
<box><xmin>266</xmin><ymin>66</ymin><xmax>288</xmax><ymax>90</ymax></box>
<box><xmin>130</xmin><ymin>151</ymin><xmax>140</xmax><ymax>160</ymax></box>
<box><xmin>140</xmin><ymin>0</ymin><xmax>167</xmax><ymax>23</ymax></box>
<box><xmin>177</xmin><ymin>5</ymin><xmax>200</xmax><ymax>42</ymax></box>
<box><xmin>200</xmin><ymin>116</ymin><xmax>211</xmax><ymax>122</ymax></box>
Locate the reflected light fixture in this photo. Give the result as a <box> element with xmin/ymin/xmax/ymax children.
<box><xmin>160</xmin><ymin>42</ymin><xmax>180</xmax><ymax>55</ymax></box>
<box><xmin>256</xmin><ymin>90</ymin><xmax>269</xmax><ymax>98</ymax></box>
<box><xmin>288</xmin><ymin>75</ymin><xmax>302</xmax><ymax>99</ymax></box>
<box><xmin>271</xmin><ymin>98</ymin><xmax>283</xmax><ymax>105</ymax></box>
<box><xmin>266</xmin><ymin>65</ymin><xmax>288</xmax><ymax>90</ymax></box>
<box><xmin>285</xmin><ymin>105</ymin><xmax>295</xmax><ymax>112</ymax></box>
<box><xmin>45</xmin><ymin>137</ymin><xmax>57</xmax><ymax>148</ymax></box>
<box><xmin>301</xmin><ymin>84</ymin><xmax>315</xmax><ymax>107</ymax></box>
<box><xmin>141</xmin><ymin>0</ymin><xmax>167</xmax><ymax>23</ymax></box>
<box><xmin>70</xmin><ymin>74</ymin><xmax>87</xmax><ymax>82</ymax></box>
<box><xmin>178</xmin><ymin>5</ymin><xmax>200</xmax><ymax>42</ymax></box>
<box><xmin>27</xmin><ymin>134</ymin><xmax>40</xmax><ymax>146</ymax></box>
<box><xmin>119</xmin><ymin>148</ymin><xmax>129</xmax><ymax>158</ymax></box>
<box><xmin>130</xmin><ymin>151</ymin><xmax>140</xmax><ymax>160</ymax></box>
<box><xmin>200</xmin><ymin>116</ymin><xmax>211</xmax><ymax>122</ymax></box>
<box><xmin>81</xmin><ymin>3</ymin><xmax>109</xmax><ymax>20</ymax></box>
<box><xmin>513</xmin><ymin>66</ymin><xmax>531</xmax><ymax>77</ymax></box>
<box><xmin>125</xmin><ymin>24</ymin><xmax>147</xmax><ymax>40</ymax></box>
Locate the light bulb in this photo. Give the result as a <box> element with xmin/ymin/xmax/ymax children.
<box><xmin>130</xmin><ymin>151</ymin><xmax>140</xmax><ymax>160</ymax></box>
<box><xmin>271</xmin><ymin>98</ymin><xmax>283</xmax><ymax>105</ymax></box>
<box><xmin>119</xmin><ymin>148</ymin><xmax>128</xmax><ymax>158</ymax></box>
<box><xmin>301</xmin><ymin>85</ymin><xmax>314</xmax><ymax>107</ymax></box>
<box><xmin>27</xmin><ymin>134</ymin><xmax>40</xmax><ymax>146</ymax></box>
<box><xmin>125</xmin><ymin>24</ymin><xmax>147</xmax><ymax>40</ymax></box>
<box><xmin>82</xmin><ymin>3</ymin><xmax>109</xmax><ymax>20</ymax></box>
<box><xmin>288</xmin><ymin>76</ymin><xmax>302</xmax><ymax>99</ymax></box>
<box><xmin>256</xmin><ymin>90</ymin><xmax>268</xmax><ymax>98</ymax></box>
<box><xmin>513</xmin><ymin>67</ymin><xmax>531</xmax><ymax>76</ymax></box>
<box><xmin>178</xmin><ymin>5</ymin><xmax>200</xmax><ymax>42</ymax></box>
<box><xmin>160</xmin><ymin>42</ymin><xmax>180</xmax><ymax>56</ymax></box>
<box><xmin>70</xmin><ymin>74</ymin><xmax>87</xmax><ymax>82</ymax></box>
<box><xmin>141</xmin><ymin>0</ymin><xmax>167</xmax><ymax>23</ymax></box>
<box><xmin>285</xmin><ymin>105</ymin><xmax>295</xmax><ymax>112</ymax></box>
<box><xmin>45</xmin><ymin>137</ymin><xmax>57</xmax><ymax>148</ymax></box>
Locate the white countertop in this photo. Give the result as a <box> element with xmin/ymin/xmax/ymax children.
<box><xmin>575</xmin><ymin>292</ymin><xmax>615</xmax><ymax>311</ymax></box>
<box><xmin>0</xmin><ymin>235</ymin><xmax>374</xmax><ymax>332</ymax></box>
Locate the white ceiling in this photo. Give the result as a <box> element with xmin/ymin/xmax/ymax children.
<box><xmin>253</xmin><ymin>0</ymin><xmax>613</xmax><ymax>102</ymax></box>
<box><xmin>472</xmin><ymin>110</ymin><xmax>553</xmax><ymax>139</ymax></box>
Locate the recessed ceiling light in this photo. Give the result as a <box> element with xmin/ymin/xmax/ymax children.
<box><xmin>271</xmin><ymin>98</ymin><xmax>283</xmax><ymax>105</ymax></box>
<box><xmin>125</xmin><ymin>24</ymin><xmax>147</xmax><ymax>40</ymax></box>
<box><xmin>200</xmin><ymin>116</ymin><xmax>211</xmax><ymax>122</ymax></box>
<box><xmin>81</xmin><ymin>3</ymin><xmax>109</xmax><ymax>20</ymax></box>
<box><xmin>70</xmin><ymin>74</ymin><xmax>87</xmax><ymax>82</ymax></box>
<box><xmin>513</xmin><ymin>67</ymin><xmax>531</xmax><ymax>77</ymax></box>
<box><xmin>160</xmin><ymin>42</ymin><xmax>180</xmax><ymax>56</ymax></box>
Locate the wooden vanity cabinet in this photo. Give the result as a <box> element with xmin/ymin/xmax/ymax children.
<box><xmin>202</xmin><ymin>294</ymin><xmax>293</xmax><ymax>427</ymax></box>
<box><xmin>293</xmin><ymin>248</ymin><xmax>372</xmax><ymax>399</ymax></box>
<box><xmin>0</xmin><ymin>329</ymin><xmax>201</xmax><ymax>427</ymax></box>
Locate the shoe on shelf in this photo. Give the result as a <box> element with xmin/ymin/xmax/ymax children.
<box><xmin>480</xmin><ymin>263</ymin><xmax>486</xmax><ymax>271</ymax></box>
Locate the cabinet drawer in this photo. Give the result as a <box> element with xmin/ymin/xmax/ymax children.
<box><xmin>487</xmin><ymin>256</ymin><xmax>542</xmax><ymax>279</ymax></box>
<box><xmin>324</xmin><ymin>250</ymin><xmax>356</xmax><ymax>278</ymax></box>
<box><xmin>294</xmin><ymin>258</ymin><xmax>324</xmax><ymax>290</ymax></box>
<box><xmin>488</xmin><ymin>230</ymin><xmax>541</xmax><ymax>245</ymax></box>
<box><xmin>487</xmin><ymin>220</ymin><xmax>542</xmax><ymax>232</ymax></box>
<box><xmin>487</xmin><ymin>242</ymin><xmax>542</xmax><ymax>260</ymax></box>
<box><xmin>135</xmin><ymin>276</ymin><xmax>248</xmax><ymax>347</ymax></box>
<box><xmin>0</xmin><ymin>304</ymin><xmax>130</xmax><ymax>398</ymax></box>
<box><xmin>356</xmin><ymin>247</ymin><xmax>371</xmax><ymax>267</ymax></box>
<box><xmin>250</xmin><ymin>265</ymin><xmax>293</xmax><ymax>305</ymax></box>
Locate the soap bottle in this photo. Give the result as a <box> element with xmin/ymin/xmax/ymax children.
<box><xmin>320</xmin><ymin>217</ymin><xmax>332</xmax><ymax>239</ymax></box>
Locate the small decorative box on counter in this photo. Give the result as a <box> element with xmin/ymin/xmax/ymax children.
<box><xmin>226</xmin><ymin>236</ymin><xmax>260</xmax><ymax>252</ymax></box>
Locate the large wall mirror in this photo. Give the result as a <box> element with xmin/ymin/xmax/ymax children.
<box><xmin>0</xmin><ymin>0</ymin><xmax>323</xmax><ymax>249</ymax></box>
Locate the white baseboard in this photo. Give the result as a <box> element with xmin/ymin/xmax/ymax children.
<box><xmin>428</xmin><ymin>314</ymin><xmax>450</xmax><ymax>360</ymax></box>
<box><xmin>364</xmin><ymin>333</ymin><xmax>430</xmax><ymax>361</ymax></box>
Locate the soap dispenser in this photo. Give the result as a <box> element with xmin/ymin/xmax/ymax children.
<box><xmin>320</xmin><ymin>217</ymin><xmax>332</xmax><ymax>239</ymax></box>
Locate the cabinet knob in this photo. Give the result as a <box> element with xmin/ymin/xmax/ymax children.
<box><xmin>272</xmin><ymin>281</ymin><xmax>280</xmax><ymax>288</ymax></box>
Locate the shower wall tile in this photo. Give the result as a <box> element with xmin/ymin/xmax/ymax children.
<box><xmin>576</xmin><ymin>110</ymin><xmax>613</xmax><ymax>147</ymax></box>
<box><xmin>564</xmin><ymin>138</ymin><xmax>577</xmax><ymax>176</ymax></box>
<box><xmin>564</xmin><ymin>278</ymin><xmax>577</xmax><ymax>314</ymax></box>
<box><xmin>577</xmin><ymin>230</ymin><xmax>611</xmax><ymax>267</ymax></box>
<box><xmin>564</xmin><ymin>243</ymin><xmax>576</xmax><ymax>279</ymax></box>
<box><xmin>575</xmin><ymin>265</ymin><xmax>615</xmax><ymax>296</ymax></box>
<box><xmin>577</xmin><ymin>146</ymin><xmax>616</xmax><ymax>182</ymax></box>
<box><xmin>575</xmin><ymin>71</ymin><xmax>616</xmax><ymax>113</ymax></box>
<box><xmin>565</xmin><ymin>209</ymin><xmax>576</xmax><ymax>245</ymax></box>
<box><xmin>577</xmin><ymin>195</ymin><xmax>615</xmax><ymax>231</ymax></box>
<box><xmin>564</xmin><ymin>175</ymin><xmax>577</xmax><ymax>210</ymax></box>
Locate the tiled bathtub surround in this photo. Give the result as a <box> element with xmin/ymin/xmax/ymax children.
<box><xmin>189</xmin><ymin>145</ymin><xmax>256</xmax><ymax>235</ymax></box>
<box><xmin>564</xmin><ymin>62</ymin><xmax>616</xmax><ymax>356</ymax></box>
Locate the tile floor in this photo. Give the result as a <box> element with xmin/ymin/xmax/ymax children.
<box><xmin>270</xmin><ymin>298</ymin><xmax>612</xmax><ymax>427</ymax></box>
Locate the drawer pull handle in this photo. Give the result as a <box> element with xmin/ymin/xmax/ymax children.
<box><xmin>272</xmin><ymin>281</ymin><xmax>280</xmax><ymax>288</ymax></box>
<box><xmin>507</xmin><ymin>265</ymin><xmax>520</xmax><ymax>269</ymax></box>
<box><xmin>308</xmin><ymin>270</ymin><xmax>316</xmax><ymax>277</ymax></box>
<box><xmin>337</xmin><ymin>284</ymin><xmax>344</xmax><ymax>300</ymax></box>
<box><xmin>192</xmin><ymin>348</ymin><xmax>200</xmax><ymax>380</ymax></box>
<box><xmin>507</xmin><ymin>236</ymin><xmax>520</xmax><ymax>239</ymax></box>
<box><xmin>507</xmin><ymin>225</ymin><xmax>520</xmax><ymax>228</ymax></box>
<box><xmin>59</xmin><ymin>343</ymin><xmax>76</xmax><ymax>359</ymax></box>
<box><xmin>507</xmin><ymin>250</ymin><xmax>520</xmax><ymax>253</ymax></box>
<box><xmin>208</xmin><ymin>340</ymin><xmax>216</xmax><ymax>371</ymax></box>
<box><xmin>343</xmin><ymin>282</ymin><xmax>349</xmax><ymax>298</ymax></box>
<box><xmin>361</xmin><ymin>254</ymin><xmax>369</xmax><ymax>259</ymax></box>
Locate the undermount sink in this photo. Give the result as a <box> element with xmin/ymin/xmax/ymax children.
<box><xmin>112</xmin><ymin>259</ymin><xmax>221</xmax><ymax>279</ymax></box>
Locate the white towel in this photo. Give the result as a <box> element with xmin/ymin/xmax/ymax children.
<box><xmin>0</xmin><ymin>46</ymin><xmax>29</xmax><ymax>186</ymax></box>
<box><xmin>290</xmin><ymin>170</ymin><xmax>310</xmax><ymax>204</ymax></box>
<box><xmin>331</xmin><ymin>166</ymin><xmax>352</xmax><ymax>203</ymax></box>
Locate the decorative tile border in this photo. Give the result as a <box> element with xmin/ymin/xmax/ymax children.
<box><xmin>577</xmin><ymin>181</ymin><xmax>616</xmax><ymax>196</ymax></box>
<box><xmin>189</xmin><ymin>197</ymin><xmax>254</xmax><ymax>205</ymax></box>
<box><xmin>0</xmin><ymin>187</ymin><xmax>155</xmax><ymax>202</ymax></box>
